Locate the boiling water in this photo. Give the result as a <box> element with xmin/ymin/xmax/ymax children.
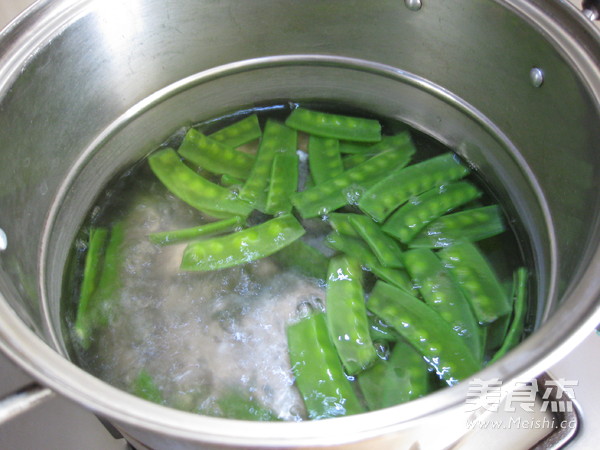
<box><xmin>63</xmin><ymin>103</ymin><xmax>529</xmax><ymax>421</ymax></box>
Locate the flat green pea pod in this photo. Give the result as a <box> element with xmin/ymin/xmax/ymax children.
<box><xmin>132</xmin><ymin>370</ymin><xmax>164</xmax><ymax>404</ymax></box>
<box><xmin>368</xmin><ymin>313</ymin><xmax>401</xmax><ymax>343</ymax></box>
<box><xmin>325</xmin><ymin>232</ymin><xmax>413</xmax><ymax>293</ymax></box>
<box><xmin>367</xmin><ymin>281</ymin><xmax>481</xmax><ymax>386</ymax></box>
<box><xmin>327</xmin><ymin>212</ymin><xmax>362</xmax><ymax>238</ymax></box>
<box><xmin>239</xmin><ymin>120</ymin><xmax>296</xmax><ymax>210</ymax></box>
<box><xmin>308</xmin><ymin>135</ymin><xmax>343</xmax><ymax>184</ymax></box>
<box><xmin>339</xmin><ymin>140</ymin><xmax>373</xmax><ymax>154</ymax></box>
<box><xmin>342</xmin><ymin>152</ymin><xmax>378</xmax><ymax>170</ymax></box>
<box><xmin>358</xmin><ymin>339</ymin><xmax>432</xmax><ymax>410</ymax></box>
<box><xmin>74</xmin><ymin>227</ymin><xmax>109</xmax><ymax>347</ymax></box>
<box><xmin>208</xmin><ymin>114</ymin><xmax>262</xmax><ymax>148</ymax></box>
<box><xmin>285</xmin><ymin>107</ymin><xmax>382</xmax><ymax>143</ymax></box>
<box><xmin>264</xmin><ymin>148</ymin><xmax>299</xmax><ymax>215</ymax></box>
<box><xmin>292</xmin><ymin>140</ymin><xmax>415</xmax><ymax>218</ymax></box>
<box><xmin>272</xmin><ymin>239</ymin><xmax>329</xmax><ymax>280</ymax></box>
<box><xmin>403</xmin><ymin>248</ymin><xmax>482</xmax><ymax>361</ymax></box>
<box><xmin>76</xmin><ymin>223</ymin><xmax>125</xmax><ymax>349</ymax></box>
<box><xmin>382</xmin><ymin>181</ymin><xmax>482</xmax><ymax>244</ymax></box>
<box><xmin>147</xmin><ymin>216</ymin><xmax>244</xmax><ymax>246</ymax></box>
<box><xmin>326</xmin><ymin>255</ymin><xmax>377</xmax><ymax>375</ymax></box>
<box><xmin>409</xmin><ymin>205</ymin><xmax>506</xmax><ymax>249</ymax></box>
<box><xmin>220</xmin><ymin>174</ymin><xmax>245</xmax><ymax>188</ymax></box>
<box><xmin>287</xmin><ymin>313</ymin><xmax>365</xmax><ymax>419</ymax></box>
<box><xmin>148</xmin><ymin>148</ymin><xmax>253</xmax><ymax>219</ymax></box>
<box><xmin>349</xmin><ymin>214</ymin><xmax>404</xmax><ymax>268</ymax></box>
<box><xmin>214</xmin><ymin>390</ymin><xmax>279</xmax><ymax>421</ymax></box>
<box><xmin>489</xmin><ymin>267</ymin><xmax>528</xmax><ymax>363</ymax></box>
<box><xmin>178</xmin><ymin>129</ymin><xmax>256</xmax><ymax>179</ymax></box>
<box><xmin>438</xmin><ymin>241</ymin><xmax>512</xmax><ymax>324</ymax></box>
<box><xmin>359</xmin><ymin>153</ymin><xmax>470</xmax><ymax>222</ymax></box>
<box><xmin>180</xmin><ymin>214</ymin><xmax>305</xmax><ymax>271</ymax></box>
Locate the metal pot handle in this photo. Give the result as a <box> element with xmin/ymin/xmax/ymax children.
<box><xmin>0</xmin><ymin>383</ymin><xmax>55</xmax><ymax>425</ymax></box>
<box><xmin>582</xmin><ymin>0</ymin><xmax>600</xmax><ymax>20</ymax></box>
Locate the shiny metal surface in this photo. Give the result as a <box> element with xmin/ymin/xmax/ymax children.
<box><xmin>0</xmin><ymin>0</ymin><xmax>598</xmax><ymax>449</ymax></box>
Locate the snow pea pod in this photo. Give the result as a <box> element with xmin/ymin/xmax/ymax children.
<box><xmin>349</xmin><ymin>214</ymin><xmax>404</xmax><ymax>268</ymax></box>
<box><xmin>292</xmin><ymin>141</ymin><xmax>415</xmax><ymax>218</ymax></box>
<box><xmin>409</xmin><ymin>205</ymin><xmax>505</xmax><ymax>249</ymax></box>
<box><xmin>180</xmin><ymin>214</ymin><xmax>305</xmax><ymax>271</ymax></box>
<box><xmin>214</xmin><ymin>390</ymin><xmax>278</xmax><ymax>421</ymax></box>
<box><xmin>325</xmin><ymin>232</ymin><xmax>413</xmax><ymax>293</ymax></box>
<box><xmin>382</xmin><ymin>181</ymin><xmax>482</xmax><ymax>244</ymax></box>
<box><xmin>239</xmin><ymin>120</ymin><xmax>296</xmax><ymax>209</ymax></box>
<box><xmin>339</xmin><ymin>140</ymin><xmax>373</xmax><ymax>154</ymax></box>
<box><xmin>287</xmin><ymin>313</ymin><xmax>365</xmax><ymax>419</ymax></box>
<box><xmin>132</xmin><ymin>370</ymin><xmax>164</xmax><ymax>404</ymax></box>
<box><xmin>403</xmin><ymin>248</ymin><xmax>482</xmax><ymax>361</ymax></box>
<box><xmin>342</xmin><ymin>152</ymin><xmax>377</xmax><ymax>170</ymax></box>
<box><xmin>327</xmin><ymin>212</ymin><xmax>361</xmax><ymax>238</ymax></box>
<box><xmin>367</xmin><ymin>281</ymin><xmax>481</xmax><ymax>385</ymax></box>
<box><xmin>148</xmin><ymin>148</ymin><xmax>253</xmax><ymax>219</ymax></box>
<box><xmin>76</xmin><ymin>222</ymin><xmax>125</xmax><ymax>349</ymax></box>
<box><xmin>359</xmin><ymin>152</ymin><xmax>470</xmax><ymax>222</ymax></box>
<box><xmin>438</xmin><ymin>241</ymin><xmax>511</xmax><ymax>323</ymax></box>
<box><xmin>147</xmin><ymin>216</ymin><xmax>244</xmax><ymax>246</ymax></box>
<box><xmin>178</xmin><ymin>128</ymin><xmax>256</xmax><ymax>179</ymax></box>
<box><xmin>326</xmin><ymin>255</ymin><xmax>377</xmax><ymax>375</ymax></box>
<box><xmin>272</xmin><ymin>239</ymin><xmax>329</xmax><ymax>280</ymax></box>
<box><xmin>358</xmin><ymin>339</ymin><xmax>432</xmax><ymax>410</ymax></box>
<box><xmin>220</xmin><ymin>174</ymin><xmax>244</xmax><ymax>188</ymax></box>
<box><xmin>264</xmin><ymin>148</ymin><xmax>299</xmax><ymax>215</ymax></box>
<box><xmin>208</xmin><ymin>114</ymin><xmax>262</xmax><ymax>148</ymax></box>
<box><xmin>308</xmin><ymin>135</ymin><xmax>343</xmax><ymax>184</ymax></box>
<box><xmin>74</xmin><ymin>227</ymin><xmax>108</xmax><ymax>346</ymax></box>
<box><xmin>489</xmin><ymin>267</ymin><xmax>528</xmax><ymax>363</ymax></box>
<box><xmin>285</xmin><ymin>107</ymin><xmax>382</xmax><ymax>143</ymax></box>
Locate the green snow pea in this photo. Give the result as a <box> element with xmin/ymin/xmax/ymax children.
<box><xmin>208</xmin><ymin>114</ymin><xmax>262</xmax><ymax>148</ymax></box>
<box><xmin>326</xmin><ymin>255</ymin><xmax>377</xmax><ymax>375</ymax></box>
<box><xmin>180</xmin><ymin>214</ymin><xmax>305</xmax><ymax>271</ymax></box>
<box><xmin>147</xmin><ymin>216</ymin><xmax>244</xmax><ymax>246</ymax></box>
<box><xmin>349</xmin><ymin>214</ymin><xmax>404</xmax><ymax>268</ymax></box>
<box><xmin>178</xmin><ymin>128</ymin><xmax>256</xmax><ymax>179</ymax></box>
<box><xmin>489</xmin><ymin>267</ymin><xmax>528</xmax><ymax>363</ymax></box>
<box><xmin>74</xmin><ymin>227</ymin><xmax>108</xmax><ymax>347</ymax></box>
<box><xmin>403</xmin><ymin>248</ymin><xmax>482</xmax><ymax>361</ymax></box>
<box><xmin>220</xmin><ymin>174</ymin><xmax>245</xmax><ymax>188</ymax></box>
<box><xmin>214</xmin><ymin>390</ymin><xmax>278</xmax><ymax>421</ymax></box>
<box><xmin>287</xmin><ymin>313</ymin><xmax>365</xmax><ymax>419</ymax></box>
<box><xmin>342</xmin><ymin>153</ymin><xmax>377</xmax><ymax>170</ymax></box>
<box><xmin>339</xmin><ymin>140</ymin><xmax>373</xmax><ymax>154</ymax></box>
<box><xmin>75</xmin><ymin>222</ymin><xmax>125</xmax><ymax>349</ymax></box>
<box><xmin>148</xmin><ymin>148</ymin><xmax>253</xmax><ymax>219</ymax></box>
<box><xmin>327</xmin><ymin>212</ymin><xmax>362</xmax><ymax>238</ymax></box>
<box><xmin>292</xmin><ymin>141</ymin><xmax>415</xmax><ymax>218</ymax></box>
<box><xmin>132</xmin><ymin>370</ymin><xmax>164</xmax><ymax>404</ymax></box>
<box><xmin>308</xmin><ymin>135</ymin><xmax>344</xmax><ymax>184</ymax></box>
<box><xmin>325</xmin><ymin>232</ymin><xmax>413</xmax><ymax>293</ymax></box>
<box><xmin>367</xmin><ymin>281</ymin><xmax>481</xmax><ymax>385</ymax></box>
<box><xmin>382</xmin><ymin>181</ymin><xmax>482</xmax><ymax>244</ymax></box>
<box><xmin>409</xmin><ymin>205</ymin><xmax>506</xmax><ymax>248</ymax></box>
<box><xmin>438</xmin><ymin>241</ymin><xmax>511</xmax><ymax>324</ymax></box>
<box><xmin>285</xmin><ymin>107</ymin><xmax>382</xmax><ymax>143</ymax></box>
<box><xmin>264</xmin><ymin>148</ymin><xmax>299</xmax><ymax>215</ymax></box>
<box><xmin>239</xmin><ymin>120</ymin><xmax>296</xmax><ymax>210</ymax></box>
<box><xmin>272</xmin><ymin>239</ymin><xmax>329</xmax><ymax>280</ymax></box>
<box><xmin>359</xmin><ymin>152</ymin><xmax>470</xmax><ymax>222</ymax></box>
<box><xmin>368</xmin><ymin>313</ymin><xmax>401</xmax><ymax>343</ymax></box>
<box><xmin>358</xmin><ymin>339</ymin><xmax>432</xmax><ymax>410</ymax></box>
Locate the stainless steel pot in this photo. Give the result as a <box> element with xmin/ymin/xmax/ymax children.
<box><xmin>0</xmin><ymin>0</ymin><xmax>599</xmax><ymax>449</ymax></box>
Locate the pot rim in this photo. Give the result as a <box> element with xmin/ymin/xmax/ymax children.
<box><xmin>0</xmin><ymin>0</ymin><xmax>599</xmax><ymax>446</ymax></box>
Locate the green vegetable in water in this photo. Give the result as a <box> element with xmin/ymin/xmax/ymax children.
<box><xmin>438</xmin><ymin>241</ymin><xmax>512</xmax><ymax>324</ymax></box>
<box><xmin>403</xmin><ymin>248</ymin><xmax>482</xmax><ymax>361</ymax></box>
<box><xmin>348</xmin><ymin>214</ymin><xmax>404</xmax><ymax>268</ymax></box>
<box><xmin>264</xmin><ymin>147</ymin><xmax>299</xmax><ymax>215</ymax></box>
<box><xmin>308</xmin><ymin>135</ymin><xmax>344</xmax><ymax>184</ymax></box>
<box><xmin>382</xmin><ymin>180</ymin><xmax>482</xmax><ymax>244</ymax></box>
<box><xmin>132</xmin><ymin>370</ymin><xmax>164</xmax><ymax>404</ymax></box>
<box><xmin>178</xmin><ymin>128</ymin><xmax>256</xmax><ymax>179</ymax></box>
<box><xmin>367</xmin><ymin>281</ymin><xmax>481</xmax><ymax>386</ymax></box>
<box><xmin>325</xmin><ymin>255</ymin><xmax>377</xmax><ymax>375</ymax></box>
<box><xmin>208</xmin><ymin>114</ymin><xmax>262</xmax><ymax>148</ymax></box>
<box><xmin>408</xmin><ymin>204</ymin><xmax>505</xmax><ymax>248</ymax></box>
<box><xmin>287</xmin><ymin>313</ymin><xmax>365</xmax><ymax>419</ymax></box>
<box><xmin>147</xmin><ymin>216</ymin><xmax>244</xmax><ymax>246</ymax></box>
<box><xmin>272</xmin><ymin>239</ymin><xmax>329</xmax><ymax>280</ymax></box>
<box><xmin>285</xmin><ymin>107</ymin><xmax>382</xmax><ymax>142</ymax></box>
<box><xmin>148</xmin><ymin>148</ymin><xmax>253</xmax><ymax>219</ymax></box>
<box><xmin>180</xmin><ymin>214</ymin><xmax>305</xmax><ymax>271</ymax></box>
